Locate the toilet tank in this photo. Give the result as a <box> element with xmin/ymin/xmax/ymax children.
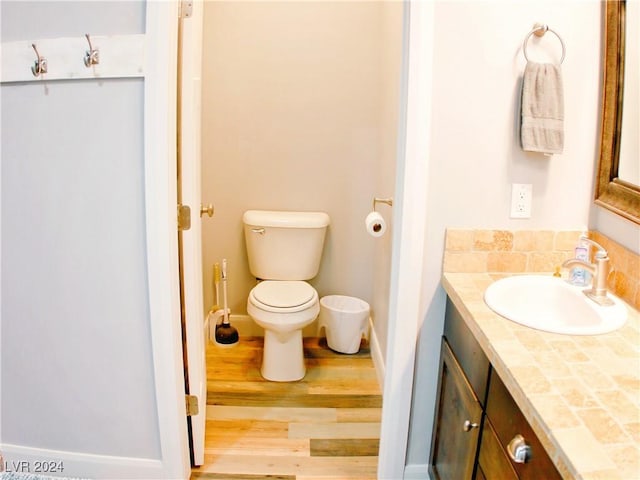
<box><xmin>243</xmin><ymin>210</ymin><xmax>330</xmax><ymax>280</ymax></box>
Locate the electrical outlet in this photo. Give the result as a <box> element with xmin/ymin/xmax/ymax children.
<box><xmin>510</xmin><ymin>183</ymin><xmax>532</xmax><ymax>218</ymax></box>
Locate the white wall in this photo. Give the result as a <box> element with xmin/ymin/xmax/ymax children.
<box><xmin>200</xmin><ymin>1</ymin><xmax>403</xmax><ymax>357</ymax></box>
<box><xmin>0</xmin><ymin>0</ymin><xmax>161</xmax><ymax>460</ymax></box>
<box><xmin>404</xmin><ymin>0</ymin><xmax>610</xmax><ymax>472</ymax></box>
<box><xmin>2</xmin><ymin>79</ymin><xmax>162</xmax><ymax>457</ymax></box>
<box><xmin>0</xmin><ymin>1</ymin><xmax>143</xmax><ymax>40</ymax></box>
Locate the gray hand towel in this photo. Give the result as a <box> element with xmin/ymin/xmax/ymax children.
<box><xmin>520</xmin><ymin>61</ymin><xmax>564</xmax><ymax>154</ymax></box>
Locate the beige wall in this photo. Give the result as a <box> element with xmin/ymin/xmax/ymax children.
<box><xmin>200</xmin><ymin>0</ymin><xmax>403</xmax><ymax>351</ymax></box>
<box><xmin>371</xmin><ymin>1</ymin><xmax>403</xmax><ymax>359</ymax></box>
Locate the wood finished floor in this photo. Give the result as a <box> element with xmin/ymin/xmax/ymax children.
<box><xmin>190</xmin><ymin>336</ymin><xmax>382</xmax><ymax>480</ymax></box>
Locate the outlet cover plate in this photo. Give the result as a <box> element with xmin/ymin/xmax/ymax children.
<box><xmin>510</xmin><ymin>183</ymin><xmax>532</xmax><ymax>218</ymax></box>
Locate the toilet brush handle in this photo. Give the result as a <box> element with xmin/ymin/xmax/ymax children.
<box><xmin>222</xmin><ymin>259</ymin><xmax>230</xmax><ymax>325</ymax></box>
<box><xmin>213</xmin><ymin>263</ymin><xmax>221</xmax><ymax>307</ymax></box>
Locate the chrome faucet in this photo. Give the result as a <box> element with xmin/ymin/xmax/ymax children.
<box><xmin>561</xmin><ymin>235</ymin><xmax>614</xmax><ymax>306</ymax></box>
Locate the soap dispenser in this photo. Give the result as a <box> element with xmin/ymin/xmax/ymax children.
<box><xmin>569</xmin><ymin>234</ymin><xmax>591</xmax><ymax>286</ymax></box>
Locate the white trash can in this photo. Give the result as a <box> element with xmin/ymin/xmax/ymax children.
<box><xmin>318</xmin><ymin>295</ymin><xmax>370</xmax><ymax>354</ymax></box>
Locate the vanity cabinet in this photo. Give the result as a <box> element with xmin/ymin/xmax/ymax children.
<box><xmin>429</xmin><ymin>298</ymin><xmax>561</xmax><ymax>480</ymax></box>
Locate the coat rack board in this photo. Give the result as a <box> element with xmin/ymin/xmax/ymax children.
<box><xmin>1</xmin><ymin>34</ymin><xmax>145</xmax><ymax>83</ymax></box>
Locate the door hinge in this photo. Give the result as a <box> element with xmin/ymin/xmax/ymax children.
<box><xmin>178</xmin><ymin>204</ymin><xmax>191</xmax><ymax>231</ymax></box>
<box><xmin>185</xmin><ymin>394</ymin><xmax>199</xmax><ymax>416</ymax></box>
<box><xmin>180</xmin><ymin>0</ymin><xmax>193</xmax><ymax>18</ymax></box>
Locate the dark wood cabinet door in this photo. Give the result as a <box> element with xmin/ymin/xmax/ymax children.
<box><xmin>485</xmin><ymin>371</ymin><xmax>562</xmax><ymax>480</ymax></box>
<box><xmin>478</xmin><ymin>418</ymin><xmax>518</xmax><ymax>480</ymax></box>
<box><xmin>444</xmin><ymin>298</ymin><xmax>490</xmax><ymax>405</ymax></box>
<box><xmin>430</xmin><ymin>340</ymin><xmax>483</xmax><ymax>480</ymax></box>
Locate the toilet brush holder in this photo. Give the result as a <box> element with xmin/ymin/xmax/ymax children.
<box><xmin>206</xmin><ymin>308</ymin><xmax>230</xmax><ymax>343</ymax></box>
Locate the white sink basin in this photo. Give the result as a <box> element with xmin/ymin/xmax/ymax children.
<box><xmin>484</xmin><ymin>275</ymin><xmax>627</xmax><ymax>335</ymax></box>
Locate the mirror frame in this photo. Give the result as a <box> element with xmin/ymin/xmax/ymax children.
<box><xmin>596</xmin><ymin>0</ymin><xmax>640</xmax><ymax>225</ymax></box>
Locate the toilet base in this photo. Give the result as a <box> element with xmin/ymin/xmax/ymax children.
<box><xmin>261</xmin><ymin>329</ymin><xmax>306</xmax><ymax>382</ymax></box>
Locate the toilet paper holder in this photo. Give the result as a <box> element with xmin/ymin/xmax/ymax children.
<box><xmin>373</xmin><ymin>197</ymin><xmax>393</xmax><ymax>211</ymax></box>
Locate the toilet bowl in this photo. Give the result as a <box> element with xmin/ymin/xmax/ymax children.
<box><xmin>248</xmin><ymin>280</ymin><xmax>320</xmax><ymax>381</ymax></box>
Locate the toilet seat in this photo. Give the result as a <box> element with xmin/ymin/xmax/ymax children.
<box><xmin>249</xmin><ymin>280</ymin><xmax>317</xmax><ymax>313</ymax></box>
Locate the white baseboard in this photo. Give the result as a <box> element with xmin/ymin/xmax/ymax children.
<box><xmin>216</xmin><ymin>315</ymin><xmax>387</xmax><ymax>391</ymax></box>
<box><xmin>225</xmin><ymin>314</ymin><xmax>263</xmax><ymax>337</ymax></box>
<box><xmin>403</xmin><ymin>463</ymin><xmax>430</xmax><ymax>479</ymax></box>
<box><xmin>0</xmin><ymin>443</ymin><xmax>182</xmax><ymax>479</ymax></box>
<box><xmin>207</xmin><ymin>314</ymin><xmax>321</xmax><ymax>341</ymax></box>
<box><xmin>369</xmin><ymin>317</ymin><xmax>385</xmax><ymax>390</ymax></box>
<box><xmin>208</xmin><ymin>314</ymin><xmax>344</xmax><ymax>340</ymax></box>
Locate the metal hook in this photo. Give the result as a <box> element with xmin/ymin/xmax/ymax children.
<box><xmin>84</xmin><ymin>34</ymin><xmax>99</xmax><ymax>67</ymax></box>
<box><xmin>31</xmin><ymin>43</ymin><xmax>47</xmax><ymax>77</ymax></box>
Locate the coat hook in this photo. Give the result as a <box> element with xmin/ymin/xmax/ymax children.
<box><xmin>84</xmin><ymin>34</ymin><xmax>99</xmax><ymax>67</ymax></box>
<box><xmin>31</xmin><ymin>43</ymin><xmax>47</xmax><ymax>77</ymax></box>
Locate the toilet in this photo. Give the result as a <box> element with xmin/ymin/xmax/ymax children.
<box><xmin>243</xmin><ymin>210</ymin><xmax>330</xmax><ymax>381</ymax></box>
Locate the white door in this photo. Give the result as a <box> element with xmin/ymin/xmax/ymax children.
<box><xmin>178</xmin><ymin>0</ymin><xmax>207</xmax><ymax>466</ymax></box>
<box><xmin>0</xmin><ymin>2</ymin><xmax>191</xmax><ymax>478</ymax></box>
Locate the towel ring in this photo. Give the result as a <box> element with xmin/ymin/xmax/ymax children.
<box><xmin>523</xmin><ymin>24</ymin><xmax>565</xmax><ymax>64</ymax></box>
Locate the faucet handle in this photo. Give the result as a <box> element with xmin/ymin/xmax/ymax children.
<box><xmin>579</xmin><ymin>235</ymin><xmax>607</xmax><ymax>256</ymax></box>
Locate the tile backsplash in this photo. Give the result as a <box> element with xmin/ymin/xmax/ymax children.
<box><xmin>443</xmin><ymin>229</ymin><xmax>639</xmax><ymax>309</ymax></box>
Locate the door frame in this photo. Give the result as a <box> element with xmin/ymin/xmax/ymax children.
<box><xmin>144</xmin><ymin>1</ymin><xmax>191</xmax><ymax>477</ymax></box>
<box><xmin>167</xmin><ymin>1</ymin><xmax>437</xmax><ymax>478</ymax></box>
<box><xmin>378</xmin><ymin>2</ymin><xmax>434</xmax><ymax>478</ymax></box>
<box><xmin>178</xmin><ymin>0</ymin><xmax>207</xmax><ymax>466</ymax></box>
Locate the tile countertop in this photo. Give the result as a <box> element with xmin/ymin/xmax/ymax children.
<box><xmin>442</xmin><ymin>272</ymin><xmax>640</xmax><ymax>480</ymax></box>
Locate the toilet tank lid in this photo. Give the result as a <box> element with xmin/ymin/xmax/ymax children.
<box><xmin>243</xmin><ymin>210</ymin><xmax>330</xmax><ymax>228</ymax></box>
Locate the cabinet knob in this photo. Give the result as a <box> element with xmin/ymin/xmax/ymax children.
<box><xmin>507</xmin><ymin>434</ymin><xmax>532</xmax><ymax>463</ymax></box>
<box><xmin>463</xmin><ymin>420</ymin><xmax>479</xmax><ymax>432</ymax></box>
